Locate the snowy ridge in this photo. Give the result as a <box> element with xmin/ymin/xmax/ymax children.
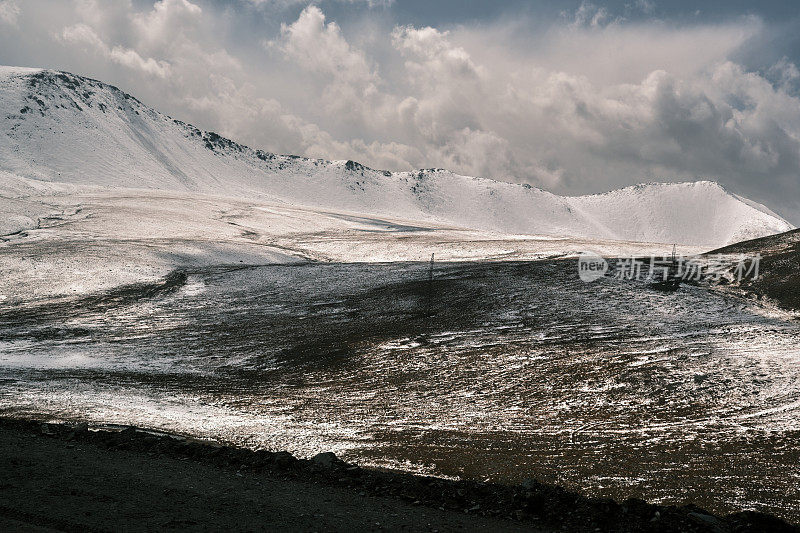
<box><xmin>0</xmin><ymin>66</ymin><xmax>793</xmax><ymax>247</ymax></box>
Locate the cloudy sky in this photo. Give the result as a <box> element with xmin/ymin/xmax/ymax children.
<box><xmin>1</xmin><ymin>0</ymin><xmax>800</xmax><ymax>221</ymax></box>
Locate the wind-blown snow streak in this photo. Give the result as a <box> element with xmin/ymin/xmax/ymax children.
<box><xmin>0</xmin><ymin>66</ymin><xmax>792</xmax><ymax>247</ymax></box>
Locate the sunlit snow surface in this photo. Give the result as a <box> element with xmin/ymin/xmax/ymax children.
<box><xmin>1</xmin><ymin>261</ymin><xmax>799</xmax><ymax>521</ymax></box>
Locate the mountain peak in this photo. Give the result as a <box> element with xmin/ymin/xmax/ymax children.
<box><xmin>0</xmin><ymin>66</ymin><xmax>44</xmax><ymax>78</ymax></box>
<box><xmin>0</xmin><ymin>66</ymin><xmax>793</xmax><ymax>247</ymax></box>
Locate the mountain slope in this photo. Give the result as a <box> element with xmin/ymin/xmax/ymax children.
<box><xmin>0</xmin><ymin>66</ymin><xmax>792</xmax><ymax>246</ymax></box>
<box><xmin>707</xmin><ymin>228</ymin><xmax>800</xmax><ymax>311</ymax></box>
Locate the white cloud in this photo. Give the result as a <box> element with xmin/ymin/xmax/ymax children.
<box><xmin>567</xmin><ymin>1</ymin><xmax>611</xmax><ymax>29</ymax></box>
<box><xmin>132</xmin><ymin>0</ymin><xmax>202</xmax><ymax>52</ymax></box>
<box><xmin>60</xmin><ymin>22</ymin><xmax>107</xmax><ymax>51</ymax></box>
<box><xmin>769</xmin><ymin>57</ymin><xmax>800</xmax><ymax>92</ymax></box>
<box><xmin>278</xmin><ymin>6</ymin><xmax>378</xmax><ymax>94</ymax></box>
<box><xmin>108</xmin><ymin>46</ymin><xmax>171</xmax><ymax>78</ymax></box>
<box><xmin>247</xmin><ymin>0</ymin><xmax>393</xmax><ymax>7</ymax></box>
<box><xmin>636</xmin><ymin>0</ymin><xmax>656</xmax><ymax>15</ymax></box>
<box><xmin>0</xmin><ymin>0</ymin><xmax>19</xmax><ymax>25</ymax></box>
<box><xmin>60</xmin><ymin>23</ymin><xmax>171</xmax><ymax>78</ymax></box>
<box><xmin>392</xmin><ymin>26</ymin><xmax>481</xmax><ymax>82</ymax></box>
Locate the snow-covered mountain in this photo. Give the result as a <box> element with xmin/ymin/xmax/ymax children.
<box><xmin>0</xmin><ymin>66</ymin><xmax>792</xmax><ymax>246</ymax></box>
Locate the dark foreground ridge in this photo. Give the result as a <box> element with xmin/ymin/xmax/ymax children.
<box><xmin>708</xmin><ymin>228</ymin><xmax>800</xmax><ymax>311</ymax></box>
<box><xmin>0</xmin><ymin>418</ymin><xmax>795</xmax><ymax>532</ymax></box>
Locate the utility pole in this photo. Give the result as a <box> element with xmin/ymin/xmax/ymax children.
<box><xmin>424</xmin><ymin>253</ymin><xmax>435</xmax><ymax>320</ymax></box>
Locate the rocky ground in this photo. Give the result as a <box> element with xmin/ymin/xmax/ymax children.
<box><xmin>0</xmin><ymin>418</ymin><xmax>796</xmax><ymax>532</ymax></box>
<box><xmin>709</xmin><ymin>228</ymin><xmax>800</xmax><ymax>311</ymax></box>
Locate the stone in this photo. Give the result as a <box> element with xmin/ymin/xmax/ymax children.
<box><xmin>311</xmin><ymin>452</ymin><xmax>343</xmax><ymax>469</ymax></box>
